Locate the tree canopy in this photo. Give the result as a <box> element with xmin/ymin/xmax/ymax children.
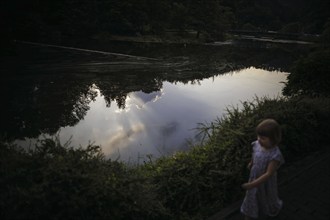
<box><xmin>2</xmin><ymin>0</ymin><xmax>329</xmax><ymax>43</ymax></box>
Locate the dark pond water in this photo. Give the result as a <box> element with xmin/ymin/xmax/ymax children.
<box><xmin>1</xmin><ymin>40</ymin><xmax>310</xmax><ymax>161</ymax></box>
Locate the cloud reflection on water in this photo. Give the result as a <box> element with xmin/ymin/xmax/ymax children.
<box><xmin>57</xmin><ymin>67</ymin><xmax>287</xmax><ymax>161</ymax></box>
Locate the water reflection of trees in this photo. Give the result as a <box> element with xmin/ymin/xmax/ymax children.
<box><xmin>1</xmin><ymin>75</ymin><xmax>97</xmax><ymax>142</ymax></box>
<box><xmin>1</xmin><ymin>42</ymin><xmax>310</xmax><ymax>141</ymax></box>
<box><xmin>95</xmin><ymin>73</ymin><xmax>163</xmax><ymax>109</ymax></box>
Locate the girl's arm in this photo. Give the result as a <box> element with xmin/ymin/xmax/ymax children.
<box><xmin>242</xmin><ymin>160</ymin><xmax>280</xmax><ymax>190</ymax></box>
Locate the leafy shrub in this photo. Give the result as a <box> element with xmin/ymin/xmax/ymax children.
<box><xmin>283</xmin><ymin>49</ymin><xmax>330</xmax><ymax>97</ymax></box>
<box><xmin>0</xmin><ymin>138</ymin><xmax>169</xmax><ymax>220</ymax></box>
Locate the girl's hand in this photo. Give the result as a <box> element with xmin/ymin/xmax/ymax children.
<box><xmin>241</xmin><ymin>182</ymin><xmax>253</xmax><ymax>190</ymax></box>
<box><xmin>247</xmin><ymin>159</ymin><xmax>253</xmax><ymax>170</ymax></box>
<box><xmin>247</xmin><ymin>162</ymin><xmax>252</xmax><ymax>170</ymax></box>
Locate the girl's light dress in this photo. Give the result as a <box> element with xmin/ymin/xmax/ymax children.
<box><xmin>241</xmin><ymin>141</ymin><xmax>285</xmax><ymax>219</ymax></box>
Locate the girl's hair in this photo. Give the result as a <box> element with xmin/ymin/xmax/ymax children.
<box><xmin>256</xmin><ymin>119</ymin><xmax>282</xmax><ymax>145</ymax></box>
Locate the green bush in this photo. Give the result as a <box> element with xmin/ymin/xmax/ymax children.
<box><xmin>0</xmin><ymin>138</ymin><xmax>170</xmax><ymax>220</ymax></box>
<box><xmin>283</xmin><ymin>49</ymin><xmax>330</xmax><ymax>97</ymax></box>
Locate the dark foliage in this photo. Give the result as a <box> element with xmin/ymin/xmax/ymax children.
<box><xmin>0</xmin><ymin>138</ymin><xmax>170</xmax><ymax>220</ymax></box>
<box><xmin>2</xmin><ymin>0</ymin><xmax>329</xmax><ymax>44</ymax></box>
<box><xmin>283</xmin><ymin>49</ymin><xmax>330</xmax><ymax>97</ymax></box>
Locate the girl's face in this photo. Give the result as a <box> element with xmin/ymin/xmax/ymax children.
<box><xmin>257</xmin><ymin>135</ymin><xmax>274</xmax><ymax>149</ymax></box>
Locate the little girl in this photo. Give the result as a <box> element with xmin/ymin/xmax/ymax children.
<box><xmin>240</xmin><ymin>119</ymin><xmax>285</xmax><ymax>219</ymax></box>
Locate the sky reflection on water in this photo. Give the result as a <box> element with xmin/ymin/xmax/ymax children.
<box><xmin>51</xmin><ymin>67</ymin><xmax>287</xmax><ymax>161</ymax></box>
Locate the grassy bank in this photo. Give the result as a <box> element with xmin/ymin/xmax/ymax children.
<box><xmin>1</xmin><ymin>96</ymin><xmax>330</xmax><ymax>220</ymax></box>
